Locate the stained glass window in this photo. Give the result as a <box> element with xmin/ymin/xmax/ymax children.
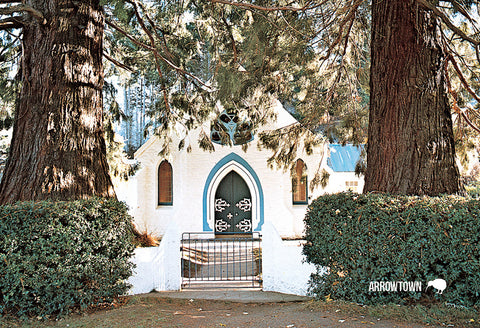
<box><xmin>210</xmin><ymin>110</ymin><xmax>254</xmax><ymax>146</ymax></box>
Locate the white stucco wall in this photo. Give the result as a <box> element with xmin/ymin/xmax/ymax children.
<box><xmin>262</xmin><ymin>221</ymin><xmax>321</xmax><ymax>296</ymax></box>
<box><xmin>127</xmin><ymin>246</ymin><xmax>158</xmax><ymax>295</ymax></box>
<box><xmin>322</xmin><ymin>171</ymin><xmax>365</xmax><ymax>194</ymax></box>
<box><xmin>114</xmin><ymin>176</ymin><xmax>138</xmax><ymax>217</ymax></box>
<box><xmin>132</xmin><ymin>140</ymin><xmax>318</xmax><ymax>237</ymax></box>
<box><xmin>127</xmin><ymin>222</ymin><xmax>181</xmax><ymax>295</ymax></box>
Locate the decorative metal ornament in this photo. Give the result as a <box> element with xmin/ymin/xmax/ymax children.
<box><xmin>226</xmin><ymin>212</ymin><xmax>234</xmax><ymax>220</ymax></box>
<box><xmin>210</xmin><ymin>110</ymin><xmax>254</xmax><ymax>146</ymax></box>
<box><xmin>215</xmin><ymin>219</ymin><xmax>231</xmax><ymax>232</ymax></box>
<box><xmin>215</xmin><ymin>198</ymin><xmax>230</xmax><ymax>212</ymax></box>
<box><xmin>235</xmin><ymin>198</ymin><xmax>252</xmax><ymax>212</ymax></box>
<box><xmin>236</xmin><ymin>219</ymin><xmax>252</xmax><ymax>232</ymax></box>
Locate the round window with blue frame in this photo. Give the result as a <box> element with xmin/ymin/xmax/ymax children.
<box><xmin>210</xmin><ymin>109</ymin><xmax>254</xmax><ymax>146</ymax></box>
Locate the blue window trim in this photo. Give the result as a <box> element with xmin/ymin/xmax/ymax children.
<box><xmin>203</xmin><ymin>153</ymin><xmax>264</xmax><ymax>232</ymax></box>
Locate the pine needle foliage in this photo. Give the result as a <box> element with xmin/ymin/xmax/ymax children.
<box><xmin>100</xmin><ymin>0</ymin><xmax>372</xmax><ymax>170</ymax></box>
<box><xmin>1</xmin><ymin>0</ymin><xmax>480</xmax><ymax>182</ymax></box>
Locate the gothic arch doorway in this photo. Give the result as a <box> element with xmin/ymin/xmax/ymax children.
<box><xmin>214</xmin><ymin>171</ymin><xmax>252</xmax><ymax>234</ymax></box>
<box><xmin>203</xmin><ymin>153</ymin><xmax>264</xmax><ymax>233</ymax></box>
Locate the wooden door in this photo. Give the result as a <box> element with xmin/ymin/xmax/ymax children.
<box><xmin>214</xmin><ymin>171</ymin><xmax>252</xmax><ymax>234</ymax></box>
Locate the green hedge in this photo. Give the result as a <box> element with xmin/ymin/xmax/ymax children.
<box><xmin>303</xmin><ymin>192</ymin><xmax>480</xmax><ymax>307</ymax></box>
<box><xmin>0</xmin><ymin>198</ymin><xmax>135</xmax><ymax>318</ymax></box>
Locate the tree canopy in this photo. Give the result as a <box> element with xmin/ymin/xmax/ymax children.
<box><xmin>0</xmin><ymin>0</ymin><xmax>479</xmax><ymax>200</ymax></box>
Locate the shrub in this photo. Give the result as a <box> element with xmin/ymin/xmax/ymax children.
<box><xmin>133</xmin><ymin>230</ymin><xmax>160</xmax><ymax>247</ymax></box>
<box><xmin>303</xmin><ymin>192</ymin><xmax>480</xmax><ymax>307</ymax></box>
<box><xmin>0</xmin><ymin>198</ymin><xmax>136</xmax><ymax>318</ymax></box>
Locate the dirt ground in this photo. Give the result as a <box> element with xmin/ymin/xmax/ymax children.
<box><xmin>2</xmin><ymin>296</ymin><xmax>441</xmax><ymax>328</ymax></box>
<box><xmin>129</xmin><ymin>297</ymin><xmax>432</xmax><ymax>328</ymax></box>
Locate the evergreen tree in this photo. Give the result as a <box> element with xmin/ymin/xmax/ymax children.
<box><xmin>0</xmin><ymin>0</ymin><xmax>478</xmax><ymax>201</ymax></box>
<box><xmin>365</xmin><ymin>0</ymin><xmax>459</xmax><ymax>195</ymax></box>
<box><xmin>0</xmin><ymin>0</ymin><xmax>115</xmax><ymax>203</ymax></box>
<box><xmin>198</xmin><ymin>0</ymin><xmax>479</xmax><ymax>195</ymax></box>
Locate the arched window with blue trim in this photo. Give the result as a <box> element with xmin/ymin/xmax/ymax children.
<box><xmin>158</xmin><ymin>160</ymin><xmax>173</xmax><ymax>205</ymax></box>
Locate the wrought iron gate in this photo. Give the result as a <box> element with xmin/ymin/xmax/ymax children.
<box><xmin>181</xmin><ymin>232</ymin><xmax>262</xmax><ymax>288</ymax></box>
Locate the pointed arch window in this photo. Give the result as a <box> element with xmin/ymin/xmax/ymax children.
<box><xmin>292</xmin><ymin>159</ymin><xmax>308</xmax><ymax>204</ymax></box>
<box><xmin>158</xmin><ymin>160</ymin><xmax>173</xmax><ymax>205</ymax></box>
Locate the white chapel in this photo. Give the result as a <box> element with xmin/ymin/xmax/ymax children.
<box><xmin>116</xmin><ymin>102</ymin><xmax>363</xmax><ymax>239</ymax></box>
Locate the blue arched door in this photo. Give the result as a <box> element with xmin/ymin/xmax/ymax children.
<box><xmin>214</xmin><ymin>171</ymin><xmax>252</xmax><ymax>234</ymax></box>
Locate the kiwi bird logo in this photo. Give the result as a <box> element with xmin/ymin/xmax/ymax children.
<box><xmin>426</xmin><ymin>279</ymin><xmax>447</xmax><ymax>294</ymax></box>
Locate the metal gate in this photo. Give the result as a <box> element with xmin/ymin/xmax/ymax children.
<box><xmin>181</xmin><ymin>232</ymin><xmax>262</xmax><ymax>288</ymax></box>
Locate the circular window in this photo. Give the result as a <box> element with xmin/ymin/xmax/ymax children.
<box><xmin>210</xmin><ymin>110</ymin><xmax>254</xmax><ymax>146</ymax></box>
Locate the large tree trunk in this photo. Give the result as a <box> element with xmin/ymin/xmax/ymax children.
<box><xmin>0</xmin><ymin>0</ymin><xmax>115</xmax><ymax>203</ymax></box>
<box><xmin>364</xmin><ymin>0</ymin><xmax>461</xmax><ymax>196</ymax></box>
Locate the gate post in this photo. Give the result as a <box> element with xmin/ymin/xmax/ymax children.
<box><xmin>262</xmin><ymin>221</ymin><xmax>317</xmax><ymax>296</ymax></box>
<box><xmin>154</xmin><ymin>222</ymin><xmax>181</xmax><ymax>291</ymax></box>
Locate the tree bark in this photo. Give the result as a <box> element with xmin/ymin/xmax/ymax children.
<box><xmin>0</xmin><ymin>0</ymin><xmax>115</xmax><ymax>203</ymax></box>
<box><xmin>364</xmin><ymin>0</ymin><xmax>461</xmax><ymax>196</ymax></box>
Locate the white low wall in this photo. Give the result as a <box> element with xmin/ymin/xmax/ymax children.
<box><xmin>127</xmin><ymin>222</ymin><xmax>181</xmax><ymax>295</ymax></box>
<box><xmin>128</xmin><ymin>221</ymin><xmax>322</xmax><ymax>296</ymax></box>
<box><xmin>262</xmin><ymin>221</ymin><xmax>320</xmax><ymax>296</ymax></box>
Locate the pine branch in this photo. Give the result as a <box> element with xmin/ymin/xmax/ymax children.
<box><xmin>326</xmin><ymin>16</ymin><xmax>355</xmax><ymax>102</ymax></box>
<box><xmin>461</xmin><ymin>110</ymin><xmax>480</xmax><ymax>134</ymax></box>
<box><xmin>103</xmin><ymin>52</ymin><xmax>133</xmax><ymax>72</ymax></box>
<box><xmin>319</xmin><ymin>0</ymin><xmax>363</xmax><ymax>61</ymax></box>
<box><xmin>105</xmin><ymin>19</ymin><xmax>212</xmax><ymax>90</ymax></box>
<box><xmin>125</xmin><ymin>0</ymin><xmax>173</xmax><ymax>120</ymax></box>
<box><xmin>419</xmin><ymin>0</ymin><xmax>480</xmax><ymax>64</ymax></box>
<box><xmin>0</xmin><ymin>16</ymin><xmax>23</xmax><ymax>30</ymax></box>
<box><xmin>417</xmin><ymin>0</ymin><xmax>479</xmax><ymax>46</ymax></box>
<box><xmin>445</xmin><ymin>55</ymin><xmax>480</xmax><ymax>134</ymax></box>
<box><xmin>0</xmin><ymin>31</ymin><xmax>20</xmax><ymax>56</ymax></box>
<box><xmin>105</xmin><ymin>20</ymin><xmax>155</xmax><ymax>51</ymax></box>
<box><xmin>134</xmin><ymin>1</ymin><xmax>176</xmax><ymax>63</ymax></box>
<box><xmin>449</xmin><ymin>0</ymin><xmax>477</xmax><ymax>27</ymax></box>
<box><xmin>0</xmin><ymin>4</ymin><xmax>46</xmax><ymax>25</ymax></box>
<box><xmin>221</xmin><ymin>15</ymin><xmax>238</xmax><ymax>64</ymax></box>
<box><xmin>209</xmin><ymin>0</ymin><xmax>326</xmax><ymax>12</ymax></box>
<box><xmin>109</xmin><ymin>0</ymin><xmax>212</xmax><ymax>135</ymax></box>
<box><xmin>447</xmin><ymin>54</ymin><xmax>480</xmax><ymax>103</ymax></box>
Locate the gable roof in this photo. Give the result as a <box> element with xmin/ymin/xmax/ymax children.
<box><xmin>327</xmin><ymin>144</ymin><xmax>363</xmax><ymax>172</ymax></box>
<box><xmin>271</xmin><ymin>100</ymin><xmax>298</xmax><ymax>128</ymax></box>
<box><xmin>134</xmin><ymin>100</ymin><xmax>303</xmax><ymax>159</ymax></box>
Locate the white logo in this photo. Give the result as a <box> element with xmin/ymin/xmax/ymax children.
<box><xmin>369</xmin><ymin>281</ymin><xmax>422</xmax><ymax>292</ymax></box>
<box><xmin>215</xmin><ymin>219</ymin><xmax>231</xmax><ymax>232</ymax></box>
<box><xmin>368</xmin><ymin>278</ymin><xmax>447</xmax><ymax>295</ymax></box>
<box><xmin>426</xmin><ymin>279</ymin><xmax>447</xmax><ymax>294</ymax></box>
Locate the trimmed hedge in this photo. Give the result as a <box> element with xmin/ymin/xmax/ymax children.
<box><xmin>0</xmin><ymin>198</ymin><xmax>135</xmax><ymax>318</ymax></box>
<box><xmin>304</xmin><ymin>192</ymin><xmax>480</xmax><ymax>307</ymax></box>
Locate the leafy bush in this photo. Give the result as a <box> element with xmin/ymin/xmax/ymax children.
<box><xmin>0</xmin><ymin>198</ymin><xmax>136</xmax><ymax>318</ymax></box>
<box><xmin>304</xmin><ymin>192</ymin><xmax>480</xmax><ymax>307</ymax></box>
